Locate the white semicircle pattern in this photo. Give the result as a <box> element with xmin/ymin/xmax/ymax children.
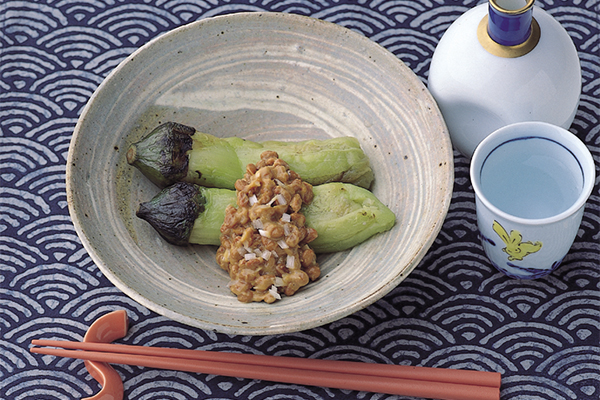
<box><xmin>1</xmin><ymin>1</ymin><xmax>598</xmax><ymax>399</ymax></box>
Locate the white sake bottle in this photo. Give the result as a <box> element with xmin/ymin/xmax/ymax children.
<box><xmin>428</xmin><ymin>0</ymin><xmax>581</xmax><ymax>158</ymax></box>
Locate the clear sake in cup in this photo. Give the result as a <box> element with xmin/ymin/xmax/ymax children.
<box><xmin>470</xmin><ymin>121</ymin><xmax>595</xmax><ymax>279</ymax></box>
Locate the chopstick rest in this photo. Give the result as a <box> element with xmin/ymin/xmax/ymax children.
<box><xmin>81</xmin><ymin>310</ymin><xmax>128</xmax><ymax>400</ymax></box>
<box><xmin>31</xmin><ymin>340</ymin><xmax>501</xmax><ymax>400</ymax></box>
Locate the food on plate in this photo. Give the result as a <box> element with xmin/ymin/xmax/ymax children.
<box><xmin>216</xmin><ymin>151</ymin><xmax>319</xmax><ymax>302</ymax></box>
<box><xmin>131</xmin><ymin>124</ymin><xmax>395</xmax><ymax>303</ymax></box>
<box><xmin>136</xmin><ymin>180</ymin><xmax>396</xmax><ymax>253</ymax></box>
<box><xmin>302</xmin><ymin>181</ymin><xmax>396</xmax><ymax>253</ymax></box>
<box><xmin>126</xmin><ymin>122</ymin><xmax>374</xmax><ymax>190</ymax></box>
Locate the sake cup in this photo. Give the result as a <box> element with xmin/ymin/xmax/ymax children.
<box><xmin>470</xmin><ymin>121</ymin><xmax>595</xmax><ymax>279</ymax></box>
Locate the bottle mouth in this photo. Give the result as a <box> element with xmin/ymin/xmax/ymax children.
<box><xmin>489</xmin><ymin>0</ymin><xmax>535</xmax><ymax>15</ymax></box>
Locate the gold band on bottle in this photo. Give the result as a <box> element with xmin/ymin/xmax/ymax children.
<box><xmin>477</xmin><ymin>15</ymin><xmax>541</xmax><ymax>58</ymax></box>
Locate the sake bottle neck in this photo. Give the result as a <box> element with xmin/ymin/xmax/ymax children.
<box><xmin>488</xmin><ymin>0</ymin><xmax>535</xmax><ymax>46</ymax></box>
<box><xmin>478</xmin><ymin>0</ymin><xmax>540</xmax><ymax>57</ymax></box>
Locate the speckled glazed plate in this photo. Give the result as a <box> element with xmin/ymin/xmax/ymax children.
<box><xmin>67</xmin><ymin>12</ymin><xmax>453</xmax><ymax>335</ymax></box>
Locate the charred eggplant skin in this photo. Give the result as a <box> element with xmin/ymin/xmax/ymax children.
<box><xmin>127</xmin><ymin>122</ymin><xmax>374</xmax><ymax>190</ymax></box>
<box><xmin>136</xmin><ymin>182</ymin><xmax>206</xmax><ymax>245</ymax></box>
<box><xmin>126</xmin><ymin>122</ymin><xmax>194</xmax><ymax>187</ymax></box>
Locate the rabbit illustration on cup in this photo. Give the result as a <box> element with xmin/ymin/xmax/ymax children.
<box><xmin>492</xmin><ymin>221</ymin><xmax>542</xmax><ymax>261</ymax></box>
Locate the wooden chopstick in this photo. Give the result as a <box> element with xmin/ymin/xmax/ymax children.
<box><xmin>30</xmin><ymin>340</ymin><xmax>500</xmax><ymax>400</ymax></box>
<box><xmin>32</xmin><ymin>339</ymin><xmax>500</xmax><ymax>387</ymax></box>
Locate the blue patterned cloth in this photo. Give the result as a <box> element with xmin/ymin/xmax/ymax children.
<box><xmin>1</xmin><ymin>1</ymin><xmax>598</xmax><ymax>399</ymax></box>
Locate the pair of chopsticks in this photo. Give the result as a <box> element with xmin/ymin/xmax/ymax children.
<box><xmin>31</xmin><ymin>340</ymin><xmax>500</xmax><ymax>400</ymax></box>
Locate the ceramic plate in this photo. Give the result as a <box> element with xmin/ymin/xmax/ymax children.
<box><xmin>67</xmin><ymin>12</ymin><xmax>453</xmax><ymax>335</ymax></box>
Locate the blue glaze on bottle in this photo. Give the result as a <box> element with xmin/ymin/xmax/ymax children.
<box><xmin>488</xmin><ymin>0</ymin><xmax>534</xmax><ymax>46</ymax></box>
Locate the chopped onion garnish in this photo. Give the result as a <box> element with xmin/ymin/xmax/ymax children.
<box><xmin>286</xmin><ymin>255</ymin><xmax>295</xmax><ymax>269</ymax></box>
<box><xmin>254</xmin><ymin>248</ymin><xmax>262</xmax><ymax>256</ymax></box>
<box><xmin>271</xmin><ymin>250</ymin><xmax>279</xmax><ymax>258</ymax></box>
<box><xmin>252</xmin><ymin>219</ymin><xmax>264</xmax><ymax>230</ymax></box>
<box><xmin>283</xmin><ymin>224</ymin><xmax>291</xmax><ymax>236</ymax></box>
<box><xmin>275</xmin><ymin>277</ymin><xmax>284</xmax><ymax>287</ymax></box>
<box><xmin>244</xmin><ymin>253</ymin><xmax>256</xmax><ymax>261</ymax></box>
<box><xmin>268</xmin><ymin>284</ymin><xmax>281</xmax><ymax>300</ymax></box>
<box><xmin>266</xmin><ymin>197</ymin><xmax>277</xmax><ymax>206</ymax></box>
<box><xmin>249</xmin><ymin>194</ymin><xmax>258</xmax><ymax>206</ymax></box>
<box><xmin>277</xmin><ymin>239</ymin><xmax>289</xmax><ymax>249</ymax></box>
<box><xmin>259</xmin><ymin>229</ymin><xmax>269</xmax><ymax>237</ymax></box>
<box><xmin>276</xmin><ymin>194</ymin><xmax>287</xmax><ymax>205</ymax></box>
<box><xmin>275</xmin><ymin>179</ymin><xmax>285</xmax><ymax>186</ymax></box>
<box><xmin>243</xmin><ymin>243</ymin><xmax>252</xmax><ymax>253</ymax></box>
<box><xmin>237</xmin><ymin>247</ymin><xmax>246</xmax><ymax>255</ymax></box>
<box><xmin>262</xmin><ymin>250</ymin><xmax>272</xmax><ymax>260</ymax></box>
<box><xmin>281</xmin><ymin>213</ymin><xmax>291</xmax><ymax>222</ymax></box>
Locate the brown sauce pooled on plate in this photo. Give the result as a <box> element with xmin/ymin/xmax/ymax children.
<box><xmin>216</xmin><ymin>151</ymin><xmax>320</xmax><ymax>303</ymax></box>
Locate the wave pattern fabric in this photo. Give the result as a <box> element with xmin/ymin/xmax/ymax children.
<box><xmin>1</xmin><ymin>1</ymin><xmax>598</xmax><ymax>399</ymax></box>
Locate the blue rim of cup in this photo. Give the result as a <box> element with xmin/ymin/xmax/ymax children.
<box><xmin>470</xmin><ymin>121</ymin><xmax>596</xmax><ymax>226</ymax></box>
